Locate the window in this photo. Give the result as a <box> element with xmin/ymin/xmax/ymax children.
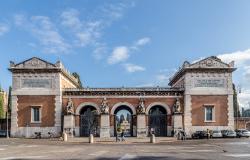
<box><xmin>31</xmin><ymin>107</ymin><xmax>41</xmax><ymax>123</ymax></box>
<box><xmin>204</xmin><ymin>105</ymin><xmax>215</xmax><ymax>122</ymax></box>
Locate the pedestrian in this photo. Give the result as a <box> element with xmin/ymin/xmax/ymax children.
<box><xmin>182</xmin><ymin>130</ymin><xmax>186</xmax><ymax>140</ymax></box>
<box><xmin>207</xmin><ymin>129</ymin><xmax>210</xmax><ymax>140</ymax></box>
<box><xmin>116</xmin><ymin>127</ymin><xmax>121</xmax><ymax>142</ymax></box>
<box><xmin>121</xmin><ymin>129</ymin><xmax>125</xmax><ymax>141</ymax></box>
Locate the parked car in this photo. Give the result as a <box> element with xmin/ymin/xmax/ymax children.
<box><xmin>221</xmin><ymin>130</ymin><xmax>236</xmax><ymax>138</ymax></box>
<box><xmin>0</xmin><ymin>130</ymin><xmax>7</xmax><ymax>137</ymax></box>
<box><xmin>235</xmin><ymin>129</ymin><xmax>250</xmax><ymax>138</ymax></box>
<box><xmin>192</xmin><ymin>131</ymin><xmax>207</xmax><ymax>139</ymax></box>
<box><xmin>211</xmin><ymin>130</ymin><xmax>223</xmax><ymax>138</ymax></box>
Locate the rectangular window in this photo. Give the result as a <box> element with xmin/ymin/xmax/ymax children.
<box><xmin>31</xmin><ymin>107</ymin><xmax>41</xmax><ymax>123</ymax></box>
<box><xmin>204</xmin><ymin>105</ymin><xmax>214</xmax><ymax>122</ymax></box>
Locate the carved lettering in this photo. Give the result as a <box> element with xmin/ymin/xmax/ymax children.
<box><xmin>195</xmin><ymin>79</ymin><xmax>225</xmax><ymax>88</ymax></box>
<box><xmin>22</xmin><ymin>79</ymin><xmax>52</xmax><ymax>88</ymax></box>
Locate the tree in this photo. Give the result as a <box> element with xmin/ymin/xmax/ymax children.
<box><xmin>0</xmin><ymin>92</ymin><xmax>4</xmax><ymax>119</ymax></box>
<box><xmin>72</xmin><ymin>72</ymin><xmax>83</xmax><ymax>88</ymax></box>
<box><xmin>233</xmin><ymin>84</ymin><xmax>240</xmax><ymax>117</ymax></box>
<box><xmin>7</xmin><ymin>86</ymin><xmax>12</xmax><ymax>113</ymax></box>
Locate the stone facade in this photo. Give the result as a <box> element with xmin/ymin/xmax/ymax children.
<box><xmin>9</xmin><ymin>56</ymin><xmax>236</xmax><ymax>138</ymax></box>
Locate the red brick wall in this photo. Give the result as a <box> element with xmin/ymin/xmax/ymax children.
<box><xmin>62</xmin><ymin>97</ymin><xmax>179</xmax><ymax>127</ymax></box>
<box><xmin>17</xmin><ymin>95</ymin><xmax>55</xmax><ymax>127</ymax></box>
<box><xmin>191</xmin><ymin>95</ymin><xmax>228</xmax><ymax>126</ymax></box>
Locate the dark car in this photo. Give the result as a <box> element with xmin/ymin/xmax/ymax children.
<box><xmin>191</xmin><ymin>131</ymin><xmax>207</xmax><ymax>139</ymax></box>
<box><xmin>0</xmin><ymin>130</ymin><xmax>8</xmax><ymax>137</ymax></box>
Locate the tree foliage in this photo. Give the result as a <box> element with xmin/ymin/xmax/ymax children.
<box><xmin>0</xmin><ymin>92</ymin><xmax>4</xmax><ymax>119</ymax></box>
<box><xmin>72</xmin><ymin>72</ymin><xmax>83</xmax><ymax>88</ymax></box>
<box><xmin>7</xmin><ymin>86</ymin><xmax>12</xmax><ymax>113</ymax></box>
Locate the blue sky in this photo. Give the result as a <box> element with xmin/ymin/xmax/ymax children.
<box><xmin>0</xmin><ymin>0</ymin><xmax>250</xmax><ymax>108</ymax></box>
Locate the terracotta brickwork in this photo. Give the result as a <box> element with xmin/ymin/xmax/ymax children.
<box><xmin>62</xmin><ymin>97</ymin><xmax>179</xmax><ymax>127</ymax></box>
<box><xmin>191</xmin><ymin>95</ymin><xmax>228</xmax><ymax>126</ymax></box>
<box><xmin>17</xmin><ymin>95</ymin><xmax>55</xmax><ymax>127</ymax></box>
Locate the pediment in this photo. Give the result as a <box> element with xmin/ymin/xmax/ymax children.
<box><xmin>14</xmin><ymin>57</ymin><xmax>56</xmax><ymax>69</ymax></box>
<box><xmin>188</xmin><ymin>56</ymin><xmax>230</xmax><ymax>69</ymax></box>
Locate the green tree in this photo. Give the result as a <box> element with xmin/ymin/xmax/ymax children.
<box><xmin>7</xmin><ymin>86</ymin><xmax>12</xmax><ymax>113</ymax></box>
<box><xmin>233</xmin><ymin>84</ymin><xmax>240</xmax><ymax>117</ymax></box>
<box><xmin>0</xmin><ymin>92</ymin><xmax>4</xmax><ymax>119</ymax></box>
<box><xmin>72</xmin><ymin>72</ymin><xmax>83</xmax><ymax>88</ymax></box>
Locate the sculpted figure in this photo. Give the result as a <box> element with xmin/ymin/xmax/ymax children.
<box><xmin>137</xmin><ymin>97</ymin><xmax>146</xmax><ymax>114</ymax></box>
<box><xmin>175</xmin><ymin>98</ymin><xmax>181</xmax><ymax>113</ymax></box>
<box><xmin>100</xmin><ymin>97</ymin><xmax>109</xmax><ymax>114</ymax></box>
<box><xmin>66</xmin><ymin>98</ymin><xmax>74</xmax><ymax>115</ymax></box>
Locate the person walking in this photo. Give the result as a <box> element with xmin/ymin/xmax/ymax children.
<box><xmin>206</xmin><ymin>129</ymin><xmax>210</xmax><ymax>140</ymax></box>
<box><xmin>121</xmin><ymin>129</ymin><xmax>125</xmax><ymax>141</ymax></box>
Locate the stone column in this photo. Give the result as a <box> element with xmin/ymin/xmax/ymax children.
<box><xmin>100</xmin><ymin>114</ymin><xmax>110</xmax><ymax>138</ymax></box>
<box><xmin>63</xmin><ymin>114</ymin><xmax>75</xmax><ymax>137</ymax></box>
<box><xmin>137</xmin><ymin>114</ymin><xmax>147</xmax><ymax>138</ymax></box>
<box><xmin>10</xmin><ymin>96</ymin><xmax>18</xmax><ymax>137</ymax></box>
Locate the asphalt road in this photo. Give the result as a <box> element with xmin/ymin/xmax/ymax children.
<box><xmin>0</xmin><ymin>138</ymin><xmax>249</xmax><ymax>160</ymax></box>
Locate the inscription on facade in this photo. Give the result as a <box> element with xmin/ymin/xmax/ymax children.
<box><xmin>22</xmin><ymin>79</ymin><xmax>52</xmax><ymax>88</ymax></box>
<box><xmin>195</xmin><ymin>79</ymin><xmax>225</xmax><ymax>88</ymax></box>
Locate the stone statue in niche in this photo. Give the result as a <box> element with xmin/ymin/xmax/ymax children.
<box><xmin>100</xmin><ymin>97</ymin><xmax>109</xmax><ymax>114</ymax></box>
<box><xmin>174</xmin><ymin>98</ymin><xmax>181</xmax><ymax>113</ymax></box>
<box><xmin>66</xmin><ymin>98</ymin><xmax>74</xmax><ymax>115</ymax></box>
<box><xmin>137</xmin><ymin>97</ymin><xmax>146</xmax><ymax>114</ymax></box>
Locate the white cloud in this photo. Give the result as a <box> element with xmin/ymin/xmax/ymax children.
<box><xmin>93</xmin><ymin>44</ymin><xmax>107</xmax><ymax>60</ymax></box>
<box><xmin>0</xmin><ymin>23</ymin><xmax>9</xmax><ymax>36</ymax></box>
<box><xmin>218</xmin><ymin>49</ymin><xmax>250</xmax><ymax>66</ymax></box>
<box><xmin>12</xmin><ymin>2</ymin><xmax>134</xmax><ymax>55</ymax></box>
<box><xmin>108</xmin><ymin>46</ymin><xmax>129</xmax><ymax>64</ymax></box>
<box><xmin>14</xmin><ymin>14</ymin><xmax>70</xmax><ymax>54</ymax></box>
<box><xmin>60</xmin><ymin>8</ymin><xmax>82</xmax><ymax>30</ymax></box>
<box><xmin>108</xmin><ymin>37</ymin><xmax>151</xmax><ymax>65</ymax></box>
<box><xmin>135</xmin><ymin>37</ymin><xmax>151</xmax><ymax>46</ymax></box>
<box><xmin>124</xmin><ymin>63</ymin><xmax>145</xmax><ymax>73</ymax></box>
<box><xmin>217</xmin><ymin>49</ymin><xmax>250</xmax><ymax>109</ymax></box>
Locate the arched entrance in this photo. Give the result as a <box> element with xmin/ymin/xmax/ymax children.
<box><xmin>79</xmin><ymin>105</ymin><xmax>99</xmax><ymax>137</ymax></box>
<box><xmin>114</xmin><ymin>105</ymin><xmax>134</xmax><ymax>137</ymax></box>
<box><xmin>148</xmin><ymin>105</ymin><xmax>167</xmax><ymax>136</ymax></box>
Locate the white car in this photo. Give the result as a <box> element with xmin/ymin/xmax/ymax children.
<box><xmin>236</xmin><ymin>129</ymin><xmax>250</xmax><ymax>138</ymax></box>
<box><xmin>212</xmin><ymin>130</ymin><xmax>222</xmax><ymax>138</ymax></box>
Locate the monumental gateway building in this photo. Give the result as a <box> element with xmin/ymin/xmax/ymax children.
<box><xmin>9</xmin><ymin>56</ymin><xmax>236</xmax><ymax>138</ymax></box>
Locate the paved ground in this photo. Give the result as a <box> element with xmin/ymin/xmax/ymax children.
<box><xmin>0</xmin><ymin>137</ymin><xmax>249</xmax><ymax>159</ymax></box>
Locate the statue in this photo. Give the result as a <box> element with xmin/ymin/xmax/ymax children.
<box><xmin>137</xmin><ymin>97</ymin><xmax>145</xmax><ymax>114</ymax></box>
<box><xmin>66</xmin><ymin>98</ymin><xmax>74</xmax><ymax>115</ymax></box>
<box><xmin>100</xmin><ymin>97</ymin><xmax>109</xmax><ymax>114</ymax></box>
<box><xmin>174</xmin><ymin>98</ymin><xmax>181</xmax><ymax>113</ymax></box>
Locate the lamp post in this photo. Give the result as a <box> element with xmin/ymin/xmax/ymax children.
<box><xmin>6</xmin><ymin>111</ymin><xmax>9</xmax><ymax>138</ymax></box>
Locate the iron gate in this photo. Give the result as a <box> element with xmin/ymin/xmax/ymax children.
<box><xmin>80</xmin><ymin>108</ymin><xmax>99</xmax><ymax>137</ymax></box>
<box><xmin>148</xmin><ymin>109</ymin><xmax>167</xmax><ymax>136</ymax></box>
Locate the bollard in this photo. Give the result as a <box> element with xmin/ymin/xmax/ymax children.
<box><xmin>63</xmin><ymin>132</ymin><xmax>68</xmax><ymax>142</ymax></box>
<box><xmin>89</xmin><ymin>134</ymin><xmax>94</xmax><ymax>143</ymax></box>
<box><xmin>150</xmin><ymin>134</ymin><xmax>156</xmax><ymax>143</ymax></box>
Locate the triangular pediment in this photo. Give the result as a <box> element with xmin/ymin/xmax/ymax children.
<box><xmin>14</xmin><ymin>57</ymin><xmax>56</xmax><ymax>69</ymax></box>
<box><xmin>188</xmin><ymin>56</ymin><xmax>230</xmax><ymax>69</ymax></box>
